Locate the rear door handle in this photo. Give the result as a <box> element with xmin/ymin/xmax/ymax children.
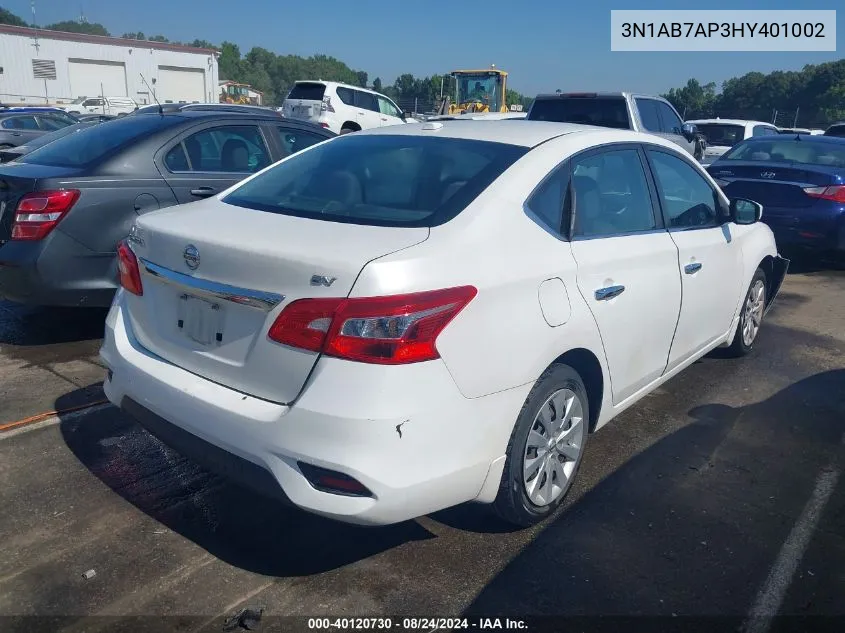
<box><xmin>190</xmin><ymin>187</ymin><xmax>216</xmax><ymax>198</ymax></box>
<box><xmin>595</xmin><ymin>285</ymin><xmax>625</xmax><ymax>301</ymax></box>
<box><xmin>684</xmin><ymin>262</ymin><xmax>702</xmax><ymax>274</ymax></box>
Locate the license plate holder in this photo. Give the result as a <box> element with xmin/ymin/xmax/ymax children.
<box><xmin>177</xmin><ymin>294</ymin><xmax>224</xmax><ymax>346</ymax></box>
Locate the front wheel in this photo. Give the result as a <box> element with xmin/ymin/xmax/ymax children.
<box><xmin>493</xmin><ymin>364</ymin><xmax>589</xmax><ymax>527</ymax></box>
<box><xmin>728</xmin><ymin>267</ymin><xmax>767</xmax><ymax>356</ymax></box>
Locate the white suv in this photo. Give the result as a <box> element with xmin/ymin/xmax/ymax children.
<box><xmin>282</xmin><ymin>81</ymin><xmax>406</xmax><ymax>134</ymax></box>
<box><xmin>687</xmin><ymin>118</ymin><xmax>780</xmax><ymax>165</ymax></box>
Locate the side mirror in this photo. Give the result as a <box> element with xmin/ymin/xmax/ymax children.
<box><xmin>682</xmin><ymin>122</ymin><xmax>697</xmax><ymax>141</ymax></box>
<box><xmin>402</xmin><ymin>111</ymin><xmax>411</xmax><ymax>121</ymax></box>
<box><xmin>731</xmin><ymin>198</ymin><xmax>763</xmax><ymax>224</ymax></box>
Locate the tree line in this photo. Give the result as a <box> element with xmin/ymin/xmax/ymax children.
<box><xmin>1</xmin><ymin>6</ymin><xmax>842</xmax><ymax>124</ymax></box>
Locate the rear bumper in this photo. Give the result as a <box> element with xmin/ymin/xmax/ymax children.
<box><xmin>0</xmin><ymin>232</ymin><xmax>118</xmax><ymax>307</ymax></box>
<box><xmin>765</xmin><ymin>212</ymin><xmax>845</xmax><ymax>254</ymax></box>
<box><xmin>100</xmin><ymin>293</ymin><xmax>531</xmax><ymax>526</ymax></box>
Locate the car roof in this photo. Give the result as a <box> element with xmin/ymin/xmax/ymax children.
<box><xmin>294</xmin><ymin>80</ymin><xmax>387</xmax><ymax>98</ymax></box>
<box><xmin>132</xmin><ymin>109</ymin><xmax>333</xmax><ymax>134</ymax></box>
<box><xmin>352</xmin><ymin>119</ymin><xmax>676</xmax><ymax>148</ymax></box>
<box><xmin>689</xmin><ymin>119</ymin><xmax>771</xmax><ymax>126</ymax></box>
<box><xmin>741</xmin><ymin>133</ymin><xmax>845</xmax><ymax>144</ymax></box>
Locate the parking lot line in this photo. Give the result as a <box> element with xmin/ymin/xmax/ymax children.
<box><xmin>743</xmin><ymin>438</ymin><xmax>842</xmax><ymax>633</ymax></box>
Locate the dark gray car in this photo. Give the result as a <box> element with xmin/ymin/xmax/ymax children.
<box><xmin>0</xmin><ymin>112</ymin><xmax>77</xmax><ymax>149</ymax></box>
<box><xmin>0</xmin><ymin>111</ymin><xmax>334</xmax><ymax>307</ymax></box>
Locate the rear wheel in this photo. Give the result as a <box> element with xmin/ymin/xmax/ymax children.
<box><xmin>494</xmin><ymin>364</ymin><xmax>589</xmax><ymax>527</ymax></box>
<box><xmin>728</xmin><ymin>267</ymin><xmax>767</xmax><ymax>356</ymax></box>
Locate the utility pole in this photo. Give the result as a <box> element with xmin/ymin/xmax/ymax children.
<box><xmin>793</xmin><ymin>107</ymin><xmax>799</xmax><ymax>128</ymax></box>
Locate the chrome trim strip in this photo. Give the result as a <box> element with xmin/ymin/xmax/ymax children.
<box><xmin>140</xmin><ymin>259</ymin><xmax>285</xmax><ymax>311</ymax></box>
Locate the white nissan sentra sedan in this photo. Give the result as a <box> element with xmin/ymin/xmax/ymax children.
<box><xmin>100</xmin><ymin>120</ymin><xmax>788</xmax><ymax>527</ymax></box>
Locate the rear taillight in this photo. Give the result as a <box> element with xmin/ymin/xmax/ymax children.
<box><xmin>268</xmin><ymin>286</ymin><xmax>477</xmax><ymax>364</ymax></box>
<box><xmin>116</xmin><ymin>239</ymin><xmax>143</xmax><ymax>296</ymax></box>
<box><xmin>321</xmin><ymin>96</ymin><xmax>335</xmax><ymax>113</ymax></box>
<box><xmin>803</xmin><ymin>185</ymin><xmax>845</xmax><ymax>203</ymax></box>
<box><xmin>11</xmin><ymin>189</ymin><xmax>80</xmax><ymax>240</ymax></box>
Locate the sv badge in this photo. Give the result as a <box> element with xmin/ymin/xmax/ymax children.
<box><xmin>310</xmin><ymin>275</ymin><xmax>337</xmax><ymax>287</ymax></box>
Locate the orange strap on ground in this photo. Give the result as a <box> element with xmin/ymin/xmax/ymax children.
<box><xmin>0</xmin><ymin>399</ymin><xmax>109</xmax><ymax>433</ymax></box>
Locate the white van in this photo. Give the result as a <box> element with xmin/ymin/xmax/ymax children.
<box><xmin>282</xmin><ymin>81</ymin><xmax>406</xmax><ymax>134</ymax></box>
<box><xmin>65</xmin><ymin>97</ymin><xmax>138</xmax><ymax>117</ymax></box>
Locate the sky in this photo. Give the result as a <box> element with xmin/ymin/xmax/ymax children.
<box><xmin>5</xmin><ymin>0</ymin><xmax>843</xmax><ymax>96</ymax></box>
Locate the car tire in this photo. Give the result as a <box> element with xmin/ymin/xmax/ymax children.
<box><xmin>493</xmin><ymin>363</ymin><xmax>589</xmax><ymax>527</ymax></box>
<box><xmin>727</xmin><ymin>267</ymin><xmax>767</xmax><ymax>357</ymax></box>
<box><xmin>340</xmin><ymin>126</ymin><xmax>356</xmax><ymax>135</ymax></box>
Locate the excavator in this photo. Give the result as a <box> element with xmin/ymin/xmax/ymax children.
<box><xmin>435</xmin><ymin>66</ymin><xmax>512</xmax><ymax>116</ymax></box>
<box><xmin>220</xmin><ymin>83</ymin><xmax>252</xmax><ymax>105</ymax></box>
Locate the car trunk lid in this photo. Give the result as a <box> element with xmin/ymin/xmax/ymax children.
<box><xmin>125</xmin><ymin>200</ymin><xmax>429</xmax><ymax>404</ymax></box>
<box><xmin>708</xmin><ymin>162</ymin><xmax>842</xmax><ymax>209</ymax></box>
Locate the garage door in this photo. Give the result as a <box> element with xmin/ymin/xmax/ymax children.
<box><xmin>156</xmin><ymin>66</ymin><xmax>206</xmax><ymax>104</ymax></box>
<box><xmin>68</xmin><ymin>59</ymin><xmax>127</xmax><ymax>99</ymax></box>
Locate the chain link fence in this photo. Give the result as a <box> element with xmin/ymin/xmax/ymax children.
<box><xmin>682</xmin><ymin>107</ymin><xmax>807</xmax><ymax>128</ymax></box>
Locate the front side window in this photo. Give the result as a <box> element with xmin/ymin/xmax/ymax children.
<box><xmin>635</xmin><ymin>99</ymin><xmax>661</xmax><ymax>132</ymax></box>
<box><xmin>647</xmin><ymin>149</ymin><xmax>719</xmax><ymax>229</ymax></box>
<box><xmin>377</xmin><ymin>97</ymin><xmax>402</xmax><ymax>118</ymax></box>
<box><xmin>82</xmin><ymin>99</ymin><xmax>103</xmax><ymax>107</ymax></box>
<box><xmin>37</xmin><ymin>116</ymin><xmax>69</xmax><ymax>131</ymax></box>
<box><xmin>166</xmin><ymin>125</ymin><xmax>270</xmax><ymax>173</ymax></box>
<box><xmin>571</xmin><ymin>148</ymin><xmax>656</xmax><ymax>237</ymax></box>
<box><xmin>222</xmin><ymin>134</ymin><xmax>527</xmax><ymax>227</ymax></box>
<box><xmin>656</xmin><ymin>101</ymin><xmax>683</xmax><ymax>135</ymax></box>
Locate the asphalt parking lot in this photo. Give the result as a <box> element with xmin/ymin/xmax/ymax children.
<box><xmin>1</xmin><ymin>263</ymin><xmax>844</xmax><ymax>633</ymax></box>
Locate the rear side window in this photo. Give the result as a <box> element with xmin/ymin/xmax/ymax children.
<box><xmin>335</xmin><ymin>87</ymin><xmax>355</xmax><ymax>105</ymax></box>
<box><xmin>721</xmin><ymin>138</ymin><xmax>845</xmax><ymax>167</ymax></box>
<box><xmin>2</xmin><ymin>116</ymin><xmax>39</xmax><ymax>130</ymax></box>
<box><xmin>273</xmin><ymin>126</ymin><xmax>327</xmax><ymax>157</ymax></box>
<box><xmin>695</xmin><ymin>124</ymin><xmax>745</xmax><ymax>147</ymax></box>
<box><xmin>572</xmin><ymin>149</ymin><xmax>656</xmax><ymax>237</ymax></box>
<box><xmin>753</xmin><ymin>125</ymin><xmax>777</xmax><ymax>136</ymax></box>
<box><xmin>635</xmin><ymin>99</ymin><xmax>661</xmax><ymax>132</ymax></box>
<box><xmin>37</xmin><ymin>116</ymin><xmax>69</xmax><ymax>131</ymax></box>
<box><xmin>222</xmin><ymin>134</ymin><xmax>528</xmax><ymax>227</ymax></box>
<box><xmin>355</xmin><ymin>91</ymin><xmax>379</xmax><ymax>112</ymax></box>
<box><xmin>287</xmin><ymin>83</ymin><xmax>326</xmax><ymax>101</ymax></box>
<box><xmin>526</xmin><ymin>166</ymin><xmax>568</xmax><ymax>236</ymax></box>
<box><xmin>19</xmin><ymin>115</ymin><xmax>183</xmax><ymax>167</ymax></box>
<box><xmin>166</xmin><ymin>125</ymin><xmax>270</xmax><ymax>173</ymax></box>
<box><xmin>528</xmin><ymin>97</ymin><xmax>630</xmax><ymax>129</ymax></box>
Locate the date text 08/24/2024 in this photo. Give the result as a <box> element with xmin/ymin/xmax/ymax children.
<box><xmin>306</xmin><ymin>617</ymin><xmax>528</xmax><ymax>630</ymax></box>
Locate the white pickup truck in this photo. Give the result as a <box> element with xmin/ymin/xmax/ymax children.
<box><xmin>526</xmin><ymin>91</ymin><xmax>705</xmax><ymax>161</ymax></box>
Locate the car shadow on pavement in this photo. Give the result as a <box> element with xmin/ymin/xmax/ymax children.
<box><xmin>56</xmin><ymin>391</ymin><xmax>435</xmax><ymax>578</ymax></box>
<box><xmin>0</xmin><ymin>301</ymin><xmax>108</xmax><ymax>347</ymax></box>
<box><xmin>464</xmin><ymin>370</ymin><xmax>845</xmax><ymax>623</ymax></box>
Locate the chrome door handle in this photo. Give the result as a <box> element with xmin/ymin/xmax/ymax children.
<box><xmin>595</xmin><ymin>285</ymin><xmax>625</xmax><ymax>301</ymax></box>
<box><xmin>684</xmin><ymin>262</ymin><xmax>702</xmax><ymax>274</ymax></box>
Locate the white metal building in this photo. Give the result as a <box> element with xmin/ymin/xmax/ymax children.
<box><xmin>0</xmin><ymin>24</ymin><xmax>219</xmax><ymax>106</ymax></box>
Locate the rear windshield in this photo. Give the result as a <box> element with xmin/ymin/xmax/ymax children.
<box><xmin>720</xmin><ymin>138</ymin><xmax>845</xmax><ymax>167</ymax></box>
<box><xmin>222</xmin><ymin>134</ymin><xmax>528</xmax><ymax>227</ymax></box>
<box><xmin>695</xmin><ymin>124</ymin><xmax>745</xmax><ymax>147</ymax></box>
<box><xmin>825</xmin><ymin>125</ymin><xmax>845</xmax><ymax>138</ymax></box>
<box><xmin>528</xmin><ymin>97</ymin><xmax>630</xmax><ymax>129</ymax></box>
<box><xmin>287</xmin><ymin>82</ymin><xmax>326</xmax><ymax>101</ymax></box>
<box><xmin>19</xmin><ymin>115</ymin><xmax>183</xmax><ymax>167</ymax></box>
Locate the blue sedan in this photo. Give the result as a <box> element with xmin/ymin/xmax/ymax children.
<box><xmin>707</xmin><ymin>134</ymin><xmax>845</xmax><ymax>258</ymax></box>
